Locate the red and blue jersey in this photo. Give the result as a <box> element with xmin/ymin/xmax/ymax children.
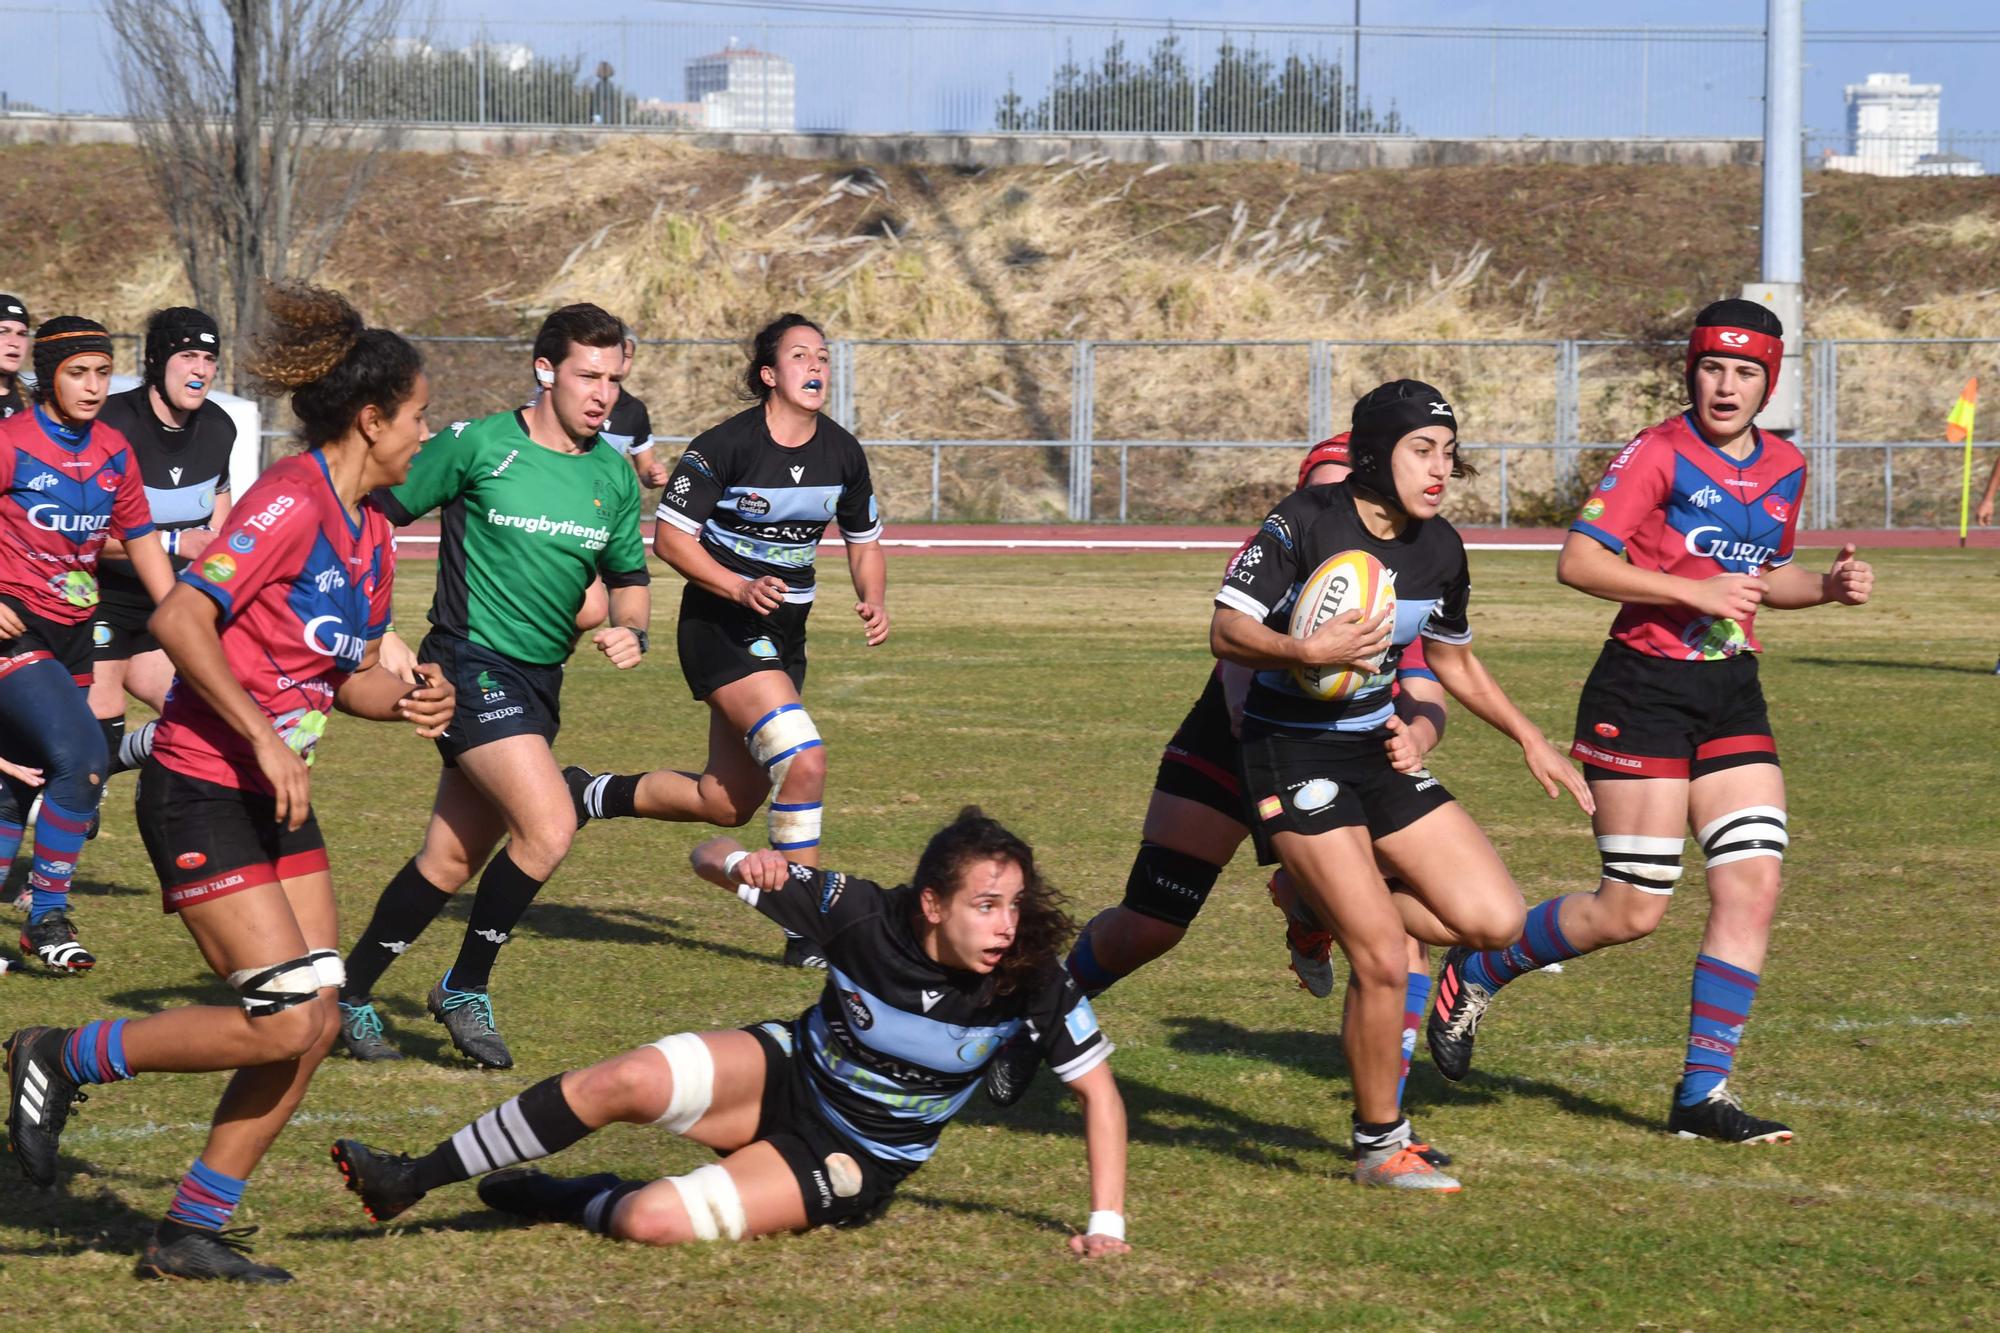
<box><xmin>1571</xmin><ymin>413</ymin><xmax>1803</xmax><ymax>661</ymax></box>
<box><xmin>154</xmin><ymin>451</ymin><xmax>395</xmax><ymax>793</ymax></box>
<box><xmin>0</xmin><ymin>406</ymin><xmax>155</xmax><ymax>623</ymax></box>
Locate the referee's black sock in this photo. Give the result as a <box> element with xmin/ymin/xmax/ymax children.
<box><xmin>449</xmin><ymin>848</ymin><xmax>546</xmax><ymax>991</ymax></box>
<box><xmin>98</xmin><ymin>715</ymin><xmax>125</xmax><ymax>774</ymax></box>
<box><xmin>342</xmin><ymin>858</ymin><xmax>454</xmax><ymax>1003</ymax></box>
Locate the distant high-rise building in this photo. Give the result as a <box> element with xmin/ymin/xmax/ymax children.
<box><xmin>1822</xmin><ymin>72</ymin><xmax>1979</xmax><ymax>177</ymax></box>
<box><xmin>684</xmin><ymin>43</ymin><xmax>795</xmax><ymax>131</ymax></box>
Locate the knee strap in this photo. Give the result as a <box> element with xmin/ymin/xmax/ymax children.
<box><xmin>228</xmin><ymin>953</ymin><xmax>323</xmax><ymax>1018</ymax></box>
<box><xmin>744</xmin><ymin>704</ymin><xmax>822</xmax><ymax>790</ymax></box>
<box><xmin>667</xmin><ymin>1162</ymin><xmax>747</xmax><ymax>1241</ymax></box>
<box><xmin>1118</xmin><ymin>842</ymin><xmax>1224</xmax><ymax>929</ymax></box>
<box><xmin>1597</xmin><ymin>834</ymin><xmax>1686</xmax><ymax>895</ymax></box>
<box><xmin>770</xmin><ymin>800</ymin><xmax>822</xmax><ymax>853</ymax></box>
<box><xmin>648</xmin><ymin>1032</ymin><xmax>716</xmax><ymax>1134</ymax></box>
<box><xmin>1699</xmin><ymin>805</ymin><xmax>1788</xmax><ymax>868</ymax></box>
<box><xmin>308</xmin><ymin>948</ymin><xmax>345</xmax><ymax>991</ymax></box>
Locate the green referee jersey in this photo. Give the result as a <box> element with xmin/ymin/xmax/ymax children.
<box><xmin>378</xmin><ymin>409</ymin><xmax>649</xmax><ymax>666</ymax></box>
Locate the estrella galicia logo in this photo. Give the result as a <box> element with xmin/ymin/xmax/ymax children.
<box><xmin>841</xmin><ymin>989</ymin><xmax>875</xmax><ymax>1030</ymax></box>
<box><xmin>229</xmin><ymin>531</ymin><xmax>256</xmax><ymax>554</ymax></box>
<box><xmin>737</xmin><ymin>492</ymin><xmax>771</xmax><ymax>518</ymax></box>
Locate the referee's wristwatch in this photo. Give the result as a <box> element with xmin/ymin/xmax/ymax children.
<box><xmin>622</xmin><ymin>626</ymin><xmax>650</xmax><ymax>655</ymax></box>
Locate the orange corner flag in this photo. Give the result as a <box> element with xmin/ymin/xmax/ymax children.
<box><xmin>1947</xmin><ymin>376</ymin><xmax>1978</xmax><ymax>443</ymax></box>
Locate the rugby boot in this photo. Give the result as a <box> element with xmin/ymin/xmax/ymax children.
<box><xmin>21</xmin><ymin>909</ymin><xmax>95</xmax><ymax>972</ymax></box>
<box><xmin>1667</xmin><ymin>1079</ymin><xmax>1794</xmax><ymax>1144</ymax></box>
<box><xmin>337</xmin><ymin>1000</ymin><xmax>403</xmax><ymax>1062</ymax></box>
<box><xmin>1269</xmin><ymin>874</ymin><xmax>1334</xmax><ymax>999</ymax></box>
<box><xmin>134</xmin><ymin>1221</ymin><xmax>292</xmax><ymax>1284</ymax></box>
<box><xmin>6</xmin><ymin>1025</ymin><xmax>86</xmax><ymax>1188</ymax></box>
<box><xmin>560</xmin><ymin>764</ymin><xmax>594</xmax><ymax>831</ymax></box>
<box><xmin>478</xmin><ymin>1167</ymin><xmax>626</xmax><ymax>1224</ymax></box>
<box><xmin>428</xmin><ymin>978</ymin><xmax>513</xmax><ymax>1069</ymax></box>
<box><xmin>982</xmin><ymin>1031</ymin><xmax>1042</xmax><ymax>1109</ymax></box>
<box><xmin>1354</xmin><ymin>1142</ymin><xmax>1462</xmax><ymax>1192</ymax></box>
<box><xmin>1407</xmin><ymin>1127</ymin><xmax>1454</xmax><ymax>1168</ymax></box>
<box><xmin>781</xmin><ymin>932</ymin><xmax>827</xmax><ymax>970</ymax></box>
<box><xmin>1426</xmin><ymin>947</ymin><xmax>1494</xmax><ymax>1082</ymax></box>
<box><xmin>331</xmin><ymin>1138</ymin><xmax>426</xmax><ymax>1222</ymax></box>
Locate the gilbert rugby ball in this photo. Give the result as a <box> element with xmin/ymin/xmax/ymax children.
<box><xmin>1287</xmin><ymin>549</ymin><xmax>1396</xmax><ymax>700</ymax></box>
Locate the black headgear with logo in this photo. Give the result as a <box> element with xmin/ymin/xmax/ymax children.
<box><xmin>31</xmin><ymin>316</ymin><xmax>114</xmax><ymax>403</ymax></box>
<box><xmin>1347</xmin><ymin>379</ymin><xmax>1458</xmax><ymax>510</ymax></box>
<box><xmin>143</xmin><ymin>306</ymin><xmax>220</xmax><ymax>392</ymax></box>
<box><xmin>0</xmin><ymin>295</ymin><xmax>31</xmax><ymax>329</ymax></box>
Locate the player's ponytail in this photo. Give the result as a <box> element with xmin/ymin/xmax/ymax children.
<box><xmin>907</xmin><ymin>806</ymin><xmax>1073</xmax><ymax>997</ymax></box>
<box><xmin>247</xmin><ymin>283</ymin><xmax>422</xmax><ymax>449</ymax></box>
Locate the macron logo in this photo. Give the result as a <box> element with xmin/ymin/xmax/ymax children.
<box><xmin>920</xmin><ymin>989</ymin><xmax>943</xmax><ymax>1012</ymax></box>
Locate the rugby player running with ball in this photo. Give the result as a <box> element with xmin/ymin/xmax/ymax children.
<box><xmin>1427</xmin><ymin>299</ymin><xmax>1873</xmax><ymax>1143</ymax></box>
<box><xmin>337</xmin><ymin>304</ymin><xmax>650</xmax><ymax>1068</ymax></box>
<box><xmin>0</xmin><ymin>316</ymin><xmax>174</xmax><ymax>970</ymax></box>
<box><xmin>1211</xmin><ymin>380</ymin><xmax>1592</xmax><ymax>1190</ymax></box>
<box><xmin>330</xmin><ymin>807</ymin><xmax>1129</xmax><ymax>1257</ymax></box>
<box><xmin>565</xmin><ymin>313</ymin><xmax>885</xmax><ymax>970</ymax></box>
<box><xmin>5</xmin><ymin>284</ymin><xmax>452</xmax><ymax>1282</ymax></box>
<box><xmin>90</xmin><ymin>307</ymin><xmax>237</xmax><ymax>790</ymax></box>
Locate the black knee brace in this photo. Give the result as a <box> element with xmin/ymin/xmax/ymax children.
<box><xmin>1118</xmin><ymin>842</ymin><xmax>1224</xmax><ymax>929</ymax></box>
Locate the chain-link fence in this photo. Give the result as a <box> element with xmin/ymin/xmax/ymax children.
<box><xmin>246</xmin><ymin>334</ymin><xmax>1995</xmax><ymax>531</ymax></box>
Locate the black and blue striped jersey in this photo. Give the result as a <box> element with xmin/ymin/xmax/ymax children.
<box><xmin>738</xmin><ymin>863</ymin><xmax>1113</xmax><ymax>1164</ymax></box>
<box><xmin>655</xmin><ymin>405</ymin><xmax>880</xmax><ymax>603</ymax></box>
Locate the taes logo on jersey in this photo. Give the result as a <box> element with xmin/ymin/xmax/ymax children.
<box><xmin>244</xmin><ymin>495</ymin><xmax>298</xmax><ymax>532</ymax></box>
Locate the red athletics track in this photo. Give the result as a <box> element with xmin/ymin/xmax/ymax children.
<box><xmin>388</xmin><ymin>521</ymin><xmax>2000</xmax><ymax>553</ymax></box>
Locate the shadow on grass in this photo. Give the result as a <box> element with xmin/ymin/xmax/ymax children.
<box><xmin>291</xmin><ymin>1205</ymin><xmax>517</xmax><ymax>1242</ymax></box>
<box><xmin>1793</xmin><ymin>655</ymin><xmax>1997</xmax><ymax>676</ymax></box>
<box><xmin>0</xmin><ymin>1168</ymin><xmax>175</xmax><ymax>1258</ymax></box>
<box><xmin>898</xmin><ymin>1191</ymin><xmax>1069</xmax><ymax>1236</ymax></box>
<box><xmin>104</xmin><ymin>980</ymin><xmax>233</xmax><ymax>1011</ymax></box>
<box><xmin>522</xmin><ymin>901</ymin><xmax>787</xmax><ymax>969</ymax></box>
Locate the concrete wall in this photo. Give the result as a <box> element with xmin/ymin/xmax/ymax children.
<box><xmin>0</xmin><ymin>114</ymin><xmax>1761</xmax><ymax>171</ymax></box>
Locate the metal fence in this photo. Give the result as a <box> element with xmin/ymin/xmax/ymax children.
<box><xmin>6</xmin><ymin>6</ymin><xmax>2000</xmax><ymax>169</ymax></box>
<box><xmin>248</xmin><ymin>334</ymin><xmax>1992</xmax><ymax>531</ymax></box>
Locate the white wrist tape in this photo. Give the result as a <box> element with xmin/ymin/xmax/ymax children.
<box><xmin>721</xmin><ymin>850</ymin><xmax>749</xmax><ymax>881</ymax></box>
<box><xmin>1086</xmin><ymin>1210</ymin><xmax>1125</xmax><ymax>1241</ymax></box>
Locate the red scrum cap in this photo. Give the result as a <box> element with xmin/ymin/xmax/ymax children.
<box><xmin>1686</xmin><ymin>298</ymin><xmax>1784</xmax><ymax>409</ymax></box>
<box><xmin>1297</xmin><ymin>433</ymin><xmax>1351</xmax><ymax>489</ymax></box>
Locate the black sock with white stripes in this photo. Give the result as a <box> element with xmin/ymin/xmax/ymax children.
<box><xmin>581</xmin><ymin>773</ymin><xmax>642</xmax><ymax>821</ymax></box>
<box><xmin>414</xmin><ymin>1073</ymin><xmax>590</xmax><ymax>1193</ymax></box>
<box><xmin>581</xmin><ymin>1179</ymin><xmax>649</xmax><ymax>1234</ymax></box>
<box><xmin>113</xmin><ymin>718</ymin><xmax>157</xmax><ymax>775</ymax></box>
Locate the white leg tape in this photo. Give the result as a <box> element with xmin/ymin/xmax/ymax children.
<box><xmin>227</xmin><ymin>955</ymin><xmax>323</xmax><ymax>1018</ymax></box>
<box><xmin>1597</xmin><ymin>833</ymin><xmax>1687</xmax><ymax>896</ymax></box>
<box><xmin>745</xmin><ymin>704</ymin><xmax>822</xmax><ymax>789</ymax></box>
<box><xmin>668</xmin><ymin>1163</ymin><xmax>747</xmax><ymax>1241</ymax></box>
<box><xmin>769</xmin><ymin>801</ymin><xmax>822</xmax><ymax>853</ymax></box>
<box><xmin>309</xmin><ymin>948</ymin><xmax>346</xmax><ymax>991</ymax></box>
<box><xmin>1699</xmin><ymin>805</ymin><xmax>1789</xmax><ymax>868</ymax></box>
<box><xmin>648</xmin><ymin>1032</ymin><xmax>716</xmax><ymax>1133</ymax></box>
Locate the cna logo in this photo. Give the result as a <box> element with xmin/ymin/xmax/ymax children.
<box><xmin>1718</xmin><ymin>330</ymin><xmax>1751</xmax><ymax>347</ymax></box>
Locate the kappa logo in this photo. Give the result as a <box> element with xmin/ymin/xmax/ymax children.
<box><xmin>920</xmin><ymin>989</ymin><xmax>944</xmax><ymax>1013</ymax></box>
<box><xmin>788</xmin><ymin>464</ymin><xmax>805</xmax><ymax>483</ymax></box>
<box><xmin>490</xmin><ymin>447</ymin><xmax>520</xmax><ymax>477</ymax></box>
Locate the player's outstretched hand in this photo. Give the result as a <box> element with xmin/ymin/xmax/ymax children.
<box><xmin>1068</xmin><ymin>1233</ymin><xmax>1131</xmax><ymax>1260</ymax></box>
<box><xmin>736</xmin><ymin>575</ymin><xmax>789</xmax><ymax>616</ymax></box>
<box><xmin>1382</xmin><ymin>715</ymin><xmax>1424</xmax><ymax>774</ymax></box>
<box><xmin>855</xmin><ymin>600</ymin><xmax>889</xmax><ymax>646</ymax></box>
<box><xmin>592</xmin><ymin>626</ymin><xmax>646</xmax><ymax>670</ymax></box>
<box><xmin>0</xmin><ymin>755</ymin><xmax>44</xmax><ymax>787</ymax></box>
<box><xmin>1822</xmin><ymin>544</ymin><xmax>1873</xmax><ymax>605</ymax></box>
<box><xmin>396</xmin><ymin>664</ymin><xmax>455</xmax><ymax>737</ymax></box>
<box><xmin>1524</xmin><ymin>734</ymin><xmax>1594</xmax><ymax>815</ymax></box>
<box><xmin>253</xmin><ymin>733</ymin><xmax>313</xmax><ymax>832</ymax></box>
<box><xmin>1303</xmin><ymin>607</ymin><xmax>1391</xmax><ymax>673</ymax></box>
<box><xmin>1692</xmin><ymin>572</ymin><xmax>1767</xmax><ymax>622</ymax></box>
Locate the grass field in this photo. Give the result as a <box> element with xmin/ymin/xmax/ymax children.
<box><xmin>3</xmin><ymin>546</ymin><xmax>1996</xmax><ymax>1329</ymax></box>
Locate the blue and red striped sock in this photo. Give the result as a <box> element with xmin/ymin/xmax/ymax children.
<box><xmin>1065</xmin><ymin>929</ymin><xmax>1123</xmax><ymax>997</ymax></box>
<box><xmin>0</xmin><ymin>818</ymin><xmax>24</xmax><ymax>876</ymax></box>
<box><xmin>62</xmin><ymin>1019</ymin><xmax>133</xmax><ymax>1085</ymax></box>
<box><xmin>27</xmin><ymin>796</ymin><xmax>92</xmax><ymax>921</ymax></box>
<box><xmin>165</xmin><ymin>1157</ymin><xmax>247</xmax><ymax>1232</ymax></box>
<box><xmin>1461</xmin><ymin>897</ymin><xmax>1582</xmax><ymax>991</ymax></box>
<box><xmin>1397</xmin><ymin>970</ymin><xmax>1431</xmax><ymax>1108</ymax></box>
<box><xmin>1680</xmin><ymin>954</ymin><xmax>1760</xmax><ymax>1105</ymax></box>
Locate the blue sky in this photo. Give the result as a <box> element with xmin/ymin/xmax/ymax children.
<box><xmin>5</xmin><ymin>0</ymin><xmax>1994</xmax><ymax>145</ymax></box>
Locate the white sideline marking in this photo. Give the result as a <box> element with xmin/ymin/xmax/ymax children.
<box><xmin>1478</xmin><ymin>1149</ymin><xmax>2000</xmax><ymax>1217</ymax></box>
<box><xmin>389</xmin><ymin>534</ymin><xmax>1562</xmax><ymax>553</ymax></box>
<box><xmin>65</xmin><ymin>1105</ymin><xmax>448</xmax><ymax>1145</ymax></box>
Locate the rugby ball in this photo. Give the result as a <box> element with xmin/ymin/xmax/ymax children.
<box><xmin>1287</xmin><ymin>549</ymin><xmax>1396</xmax><ymax>700</ymax></box>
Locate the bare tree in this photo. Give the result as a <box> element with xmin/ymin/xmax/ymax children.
<box><xmin>105</xmin><ymin>1</ymin><xmax>413</xmax><ymax>394</ymax></box>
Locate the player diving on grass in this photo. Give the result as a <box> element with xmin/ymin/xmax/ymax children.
<box><xmin>988</xmin><ymin>435</ymin><xmax>1456</xmax><ymax>1166</ymax></box>
<box><xmin>5</xmin><ymin>285</ymin><xmax>453</xmax><ymax>1282</ymax></box>
<box><xmin>563</xmin><ymin>313</ymin><xmax>887</xmax><ymax>970</ymax></box>
<box><xmin>330</xmin><ymin>807</ymin><xmax>1131</xmax><ymax>1258</ymax></box>
<box><xmin>1426</xmin><ymin>299</ymin><xmax>1874</xmax><ymax>1143</ymax></box>
<box><xmin>336</xmin><ymin>303</ymin><xmax>650</xmax><ymax>1069</ymax></box>
<box><xmin>1209</xmin><ymin>380</ymin><xmax>1593</xmax><ymax>1190</ymax></box>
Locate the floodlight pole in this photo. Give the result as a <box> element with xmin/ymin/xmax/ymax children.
<box><xmin>1750</xmin><ymin>0</ymin><xmax>1806</xmax><ymax>435</ymax></box>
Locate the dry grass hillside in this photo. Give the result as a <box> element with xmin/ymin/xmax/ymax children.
<box><xmin>7</xmin><ymin>139</ymin><xmax>1996</xmax><ymax>524</ymax></box>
